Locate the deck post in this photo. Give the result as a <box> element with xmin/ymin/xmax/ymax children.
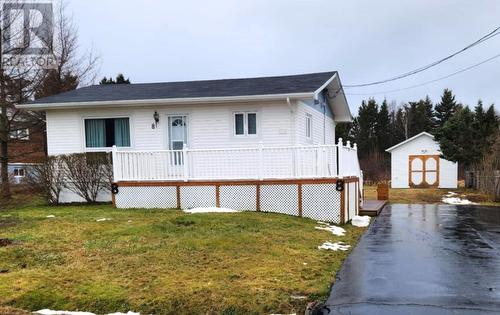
<box><xmin>111</xmin><ymin>145</ymin><xmax>119</xmax><ymax>182</ymax></box>
<box><xmin>337</xmin><ymin>138</ymin><xmax>343</xmax><ymax>177</ymax></box>
<box><xmin>258</xmin><ymin>141</ymin><xmax>264</xmax><ymax>180</ymax></box>
<box><xmin>183</xmin><ymin>144</ymin><xmax>189</xmax><ymax>182</ymax></box>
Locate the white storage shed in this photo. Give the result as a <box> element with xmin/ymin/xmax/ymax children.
<box><xmin>386</xmin><ymin>132</ymin><xmax>458</xmax><ymax>189</ymax></box>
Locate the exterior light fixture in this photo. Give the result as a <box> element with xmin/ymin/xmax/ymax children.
<box><xmin>152</xmin><ymin>111</ymin><xmax>160</xmax><ymax>129</ymax></box>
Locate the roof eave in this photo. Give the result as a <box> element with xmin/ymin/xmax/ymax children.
<box><xmin>385</xmin><ymin>132</ymin><xmax>435</xmax><ymax>152</ymax></box>
<box><xmin>314</xmin><ymin>72</ymin><xmax>353</xmax><ymax>123</ymax></box>
<box><xmin>17</xmin><ymin>92</ymin><xmax>315</xmax><ymax>110</ymax></box>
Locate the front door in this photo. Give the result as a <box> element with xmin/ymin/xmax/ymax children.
<box><xmin>168</xmin><ymin>115</ymin><xmax>188</xmax><ymax>165</ymax></box>
<box><xmin>409</xmin><ymin>155</ymin><xmax>440</xmax><ymax>188</ymax></box>
<box><xmin>168</xmin><ymin>115</ymin><xmax>188</xmax><ymax>150</ymax></box>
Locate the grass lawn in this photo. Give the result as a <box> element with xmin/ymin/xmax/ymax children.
<box><xmin>363</xmin><ymin>185</ymin><xmax>500</xmax><ymax>206</ymax></box>
<box><xmin>0</xmin><ymin>200</ymin><xmax>365</xmax><ymax>315</ymax></box>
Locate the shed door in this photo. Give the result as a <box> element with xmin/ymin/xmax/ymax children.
<box><xmin>409</xmin><ymin>155</ymin><xmax>440</xmax><ymax>188</ymax></box>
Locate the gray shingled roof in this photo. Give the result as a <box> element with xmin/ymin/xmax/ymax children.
<box><xmin>30</xmin><ymin>72</ymin><xmax>336</xmax><ymax>104</ymax></box>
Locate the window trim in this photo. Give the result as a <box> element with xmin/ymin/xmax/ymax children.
<box><xmin>233</xmin><ymin>111</ymin><xmax>258</xmax><ymax>137</ymax></box>
<box><xmin>82</xmin><ymin>116</ymin><xmax>132</xmax><ymax>152</ymax></box>
<box><xmin>306</xmin><ymin>113</ymin><xmax>313</xmax><ymax>142</ymax></box>
<box><xmin>9</xmin><ymin>128</ymin><xmax>30</xmax><ymax>141</ymax></box>
<box><xmin>13</xmin><ymin>168</ymin><xmax>25</xmax><ymax>177</ymax></box>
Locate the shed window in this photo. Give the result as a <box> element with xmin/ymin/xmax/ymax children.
<box><xmin>13</xmin><ymin>168</ymin><xmax>25</xmax><ymax>177</ymax></box>
<box><xmin>85</xmin><ymin>118</ymin><xmax>130</xmax><ymax>148</ymax></box>
<box><xmin>234</xmin><ymin>112</ymin><xmax>257</xmax><ymax>136</ymax></box>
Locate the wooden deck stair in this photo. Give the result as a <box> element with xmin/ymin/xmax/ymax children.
<box><xmin>359</xmin><ymin>200</ymin><xmax>387</xmax><ymax>217</ymax></box>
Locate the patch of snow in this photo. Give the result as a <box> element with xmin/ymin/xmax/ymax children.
<box><xmin>318</xmin><ymin>242</ymin><xmax>351</xmax><ymax>251</ymax></box>
<box><xmin>96</xmin><ymin>218</ymin><xmax>112</xmax><ymax>222</ymax></box>
<box><xmin>442</xmin><ymin>197</ymin><xmax>478</xmax><ymax>205</ymax></box>
<box><xmin>315</xmin><ymin>222</ymin><xmax>346</xmax><ymax>236</ymax></box>
<box><xmin>34</xmin><ymin>310</ymin><xmax>140</xmax><ymax>315</ymax></box>
<box><xmin>352</xmin><ymin>216</ymin><xmax>371</xmax><ymax>227</ymax></box>
<box><xmin>46</xmin><ymin>215</ymin><xmax>55</xmax><ymax>218</ymax></box>
<box><xmin>446</xmin><ymin>192</ymin><xmax>458</xmax><ymax>197</ymax></box>
<box><xmin>127</xmin><ymin>220</ymin><xmax>133</xmax><ymax>223</ymax></box>
<box><xmin>34</xmin><ymin>310</ymin><xmax>95</xmax><ymax>315</ymax></box>
<box><xmin>183</xmin><ymin>207</ymin><xmax>239</xmax><ymax>214</ymax></box>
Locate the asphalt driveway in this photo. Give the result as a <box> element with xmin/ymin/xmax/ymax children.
<box><xmin>321</xmin><ymin>204</ymin><xmax>500</xmax><ymax>315</ymax></box>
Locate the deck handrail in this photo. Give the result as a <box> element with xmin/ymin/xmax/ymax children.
<box><xmin>112</xmin><ymin>140</ymin><xmax>361</xmax><ymax>183</ymax></box>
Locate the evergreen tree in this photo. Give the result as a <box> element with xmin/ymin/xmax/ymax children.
<box><xmin>354</xmin><ymin>99</ymin><xmax>379</xmax><ymax>158</ymax></box>
<box><xmin>435</xmin><ymin>89</ymin><xmax>459</xmax><ymax>129</ymax></box>
<box><xmin>435</xmin><ymin>107</ymin><xmax>480</xmax><ymax>167</ymax></box>
<box><xmin>115</xmin><ymin>73</ymin><xmax>131</xmax><ymax>84</ymax></box>
<box><xmin>100</xmin><ymin>73</ymin><xmax>131</xmax><ymax>85</ymax></box>
<box><xmin>473</xmin><ymin>101</ymin><xmax>499</xmax><ymax>158</ymax></box>
<box><xmin>35</xmin><ymin>70</ymin><xmax>79</xmax><ymax>99</ymax></box>
<box><xmin>392</xmin><ymin>107</ymin><xmax>407</xmax><ymax>143</ymax></box>
<box><xmin>407</xmin><ymin>96</ymin><xmax>435</xmax><ymax>136</ymax></box>
<box><xmin>335</xmin><ymin>122</ymin><xmax>353</xmax><ymax>143</ymax></box>
<box><xmin>376</xmin><ymin>99</ymin><xmax>391</xmax><ymax>151</ymax></box>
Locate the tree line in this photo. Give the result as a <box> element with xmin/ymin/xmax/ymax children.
<box><xmin>337</xmin><ymin>89</ymin><xmax>499</xmax><ymax>181</ymax></box>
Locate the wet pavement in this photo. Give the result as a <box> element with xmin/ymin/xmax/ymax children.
<box><xmin>322</xmin><ymin>204</ymin><xmax>500</xmax><ymax>315</ymax></box>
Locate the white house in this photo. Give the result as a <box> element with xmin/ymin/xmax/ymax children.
<box><xmin>386</xmin><ymin>132</ymin><xmax>458</xmax><ymax>189</ymax></box>
<box><xmin>18</xmin><ymin>72</ymin><xmax>363</xmax><ymax>224</ymax></box>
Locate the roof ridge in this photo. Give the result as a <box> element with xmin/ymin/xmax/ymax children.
<box><xmin>87</xmin><ymin>71</ymin><xmax>337</xmax><ymax>88</ymax></box>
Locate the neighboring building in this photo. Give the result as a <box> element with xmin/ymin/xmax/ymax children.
<box><xmin>18</xmin><ymin>72</ymin><xmax>363</xmax><ymax>224</ymax></box>
<box><xmin>386</xmin><ymin>132</ymin><xmax>458</xmax><ymax>189</ymax></box>
<box><xmin>7</xmin><ymin>123</ymin><xmax>46</xmax><ymax>184</ymax></box>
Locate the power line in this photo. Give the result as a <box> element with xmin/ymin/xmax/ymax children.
<box><xmin>344</xmin><ymin>25</ymin><xmax>500</xmax><ymax>88</ymax></box>
<box><xmin>345</xmin><ymin>52</ymin><xmax>500</xmax><ymax>96</ymax></box>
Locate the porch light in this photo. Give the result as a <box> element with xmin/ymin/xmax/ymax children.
<box><xmin>153</xmin><ymin>111</ymin><xmax>160</xmax><ymax>128</ymax></box>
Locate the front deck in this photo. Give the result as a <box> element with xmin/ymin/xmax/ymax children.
<box><xmin>111</xmin><ymin>142</ymin><xmax>363</xmax><ymax>224</ymax></box>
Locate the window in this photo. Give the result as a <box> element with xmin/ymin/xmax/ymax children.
<box><xmin>306</xmin><ymin>114</ymin><xmax>312</xmax><ymax>140</ymax></box>
<box><xmin>84</xmin><ymin>118</ymin><xmax>130</xmax><ymax>148</ymax></box>
<box><xmin>13</xmin><ymin>168</ymin><xmax>25</xmax><ymax>177</ymax></box>
<box><xmin>234</xmin><ymin>112</ymin><xmax>257</xmax><ymax>136</ymax></box>
<box><xmin>9</xmin><ymin>128</ymin><xmax>29</xmax><ymax>140</ymax></box>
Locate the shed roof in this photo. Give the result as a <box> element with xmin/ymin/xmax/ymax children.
<box><xmin>385</xmin><ymin>132</ymin><xmax>435</xmax><ymax>152</ymax></box>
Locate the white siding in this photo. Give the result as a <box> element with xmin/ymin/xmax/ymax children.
<box><xmin>46</xmin><ymin>101</ymin><xmax>293</xmax><ymax>155</ymax></box>
<box><xmin>294</xmin><ymin>101</ymin><xmax>336</xmax><ymax>145</ymax></box>
<box><xmin>389</xmin><ymin>135</ymin><xmax>458</xmax><ymax>189</ymax></box>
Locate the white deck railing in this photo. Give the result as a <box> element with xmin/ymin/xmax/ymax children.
<box><xmin>112</xmin><ymin>139</ymin><xmax>361</xmax><ymax>182</ymax></box>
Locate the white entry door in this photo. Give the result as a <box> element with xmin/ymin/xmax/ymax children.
<box><xmin>168</xmin><ymin>115</ymin><xmax>188</xmax><ymax>150</ymax></box>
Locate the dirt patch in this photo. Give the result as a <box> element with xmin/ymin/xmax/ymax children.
<box><xmin>0</xmin><ymin>239</ymin><xmax>14</xmax><ymax>247</ymax></box>
<box><xmin>0</xmin><ymin>216</ymin><xmax>19</xmax><ymax>228</ymax></box>
<box><xmin>0</xmin><ymin>306</ymin><xmax>32</xmax><ymax>315</ymax></box>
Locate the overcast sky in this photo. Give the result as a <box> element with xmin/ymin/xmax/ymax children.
<box><xmin>67</xmin><ymin>0</ymin><xmax>500</xmax><ymax>114</ymax></box>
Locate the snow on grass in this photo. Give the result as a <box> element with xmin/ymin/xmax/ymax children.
<box><xmin>318</xmin><ymin>241</ymin><xmax>351</xmax><ymax>251</ymax></box>
<box><xmin>351</xmin><ymin>216</ymin><xmax>370</xmax><ymax>227</ymax></box>
<box><xmin>183</xmin><ymin>207</ymin><xmax>239</xmax><ymax>214</ymax></box>
<box><xmin>315</xmin><ymin>222</ymin><xmax>346</xmax><ymax>236</ymax></box>
<box><xmin>96</xmin><ymin>218</ymin><xmax>112</xmax><ymax>222</ymax></box>
<box><xmin>34</xmin><ymin>310</ymin><xmax>140</xmax><ymax>315</ymax></box>
<box><xmin>442</xmin><ymin>191</ymin><xmax>478</xmax><ymax>205</ymax></box>
<box><xmin>46</xmin><ymin>215</ymin><xmax>55</xmax><ymax>218</ymax></box>
<box><xmin>442</xmin><ymin>197</ymin><xmax>478</xmax><ymax>205</ymax></box>
<box><xmin>34</xmin><ymin>310</ymin><xmax>95</xmax><ymax>315</ymax></box>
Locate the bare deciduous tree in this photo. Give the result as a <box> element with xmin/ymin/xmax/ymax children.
<box><xmin>0</xmin><ymin>1</ymin><xmax>99</xmax><ymax>200</ymax></box>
